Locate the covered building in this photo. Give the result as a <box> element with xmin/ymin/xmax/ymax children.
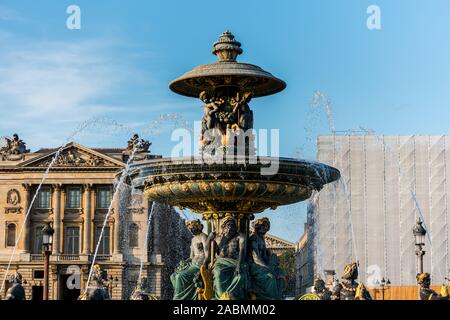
<box><xmin>296</xmin><ymin>134</ymin><xmax>450</xmax><ymax>298</ymax></box>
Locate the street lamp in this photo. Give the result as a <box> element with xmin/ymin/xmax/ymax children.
<box><xmin>378</xmin><ymin>277</ymin><xmax>391</xmax><ymax>300</ymax></box>
<box><xmin>413</xmin><ymin>218</ymin><xmax>427</xmax><ymax>276</ymax></box>
<box><xmin>42</xmin><ymin>222</ymin><xmax>54</xmax><ymax>300</ymax></box>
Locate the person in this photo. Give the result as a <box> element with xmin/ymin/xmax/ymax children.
<box><xmin>331</xmin><ymin>262</ymin><xmax>372</xmax><ymax>300</ymax></box>
<box><xmin>248</xmin><ymin>217</ymin><xmax>285</xmax><ymax>299</ymax></box>
<box><xmin>417</xmin><ymin>273</ymin><xmax>449</xmax><ymax>300</ymax></box>
<box><xmin>170</xmin><ymin>219</ymin><xmax>208</xmax><ymax>300</ymax></box>
<box><xmin>207</xmin><ymin>215</ymin><xmax>249</xmax><ymax>300</ymax></box>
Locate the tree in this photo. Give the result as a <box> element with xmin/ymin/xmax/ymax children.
<box><xmin>278</xmin><ymin>249</ymin><xmax>296</xmax><ymax>297</ymax></box>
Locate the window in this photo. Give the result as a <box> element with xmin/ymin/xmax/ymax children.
<box><xmin>33</xmin><ymin>270</ymin><xmax>44</xmax><ymax>279</ymax></box>
<box><xmin>94</xmin><ymin>226</ymin><xmax>110</xmax><ymax>255</ymax></box>
<box><xmin>97</xmin><ymin>188</ymin><xmax>112</xmax><ymax>209</ymax></box>
<box><xmin>36</xmin><ymin>188</ymin><xmax>51</xmax><ymax>208</ymax></box>
<box><xmin>65</xmin><ymin>227</ymin><xmax>80</xmax><ymax>254</ymax></box>
<box><xmin>34</xmin><ymin>226</ymin><xmax>43</xmax><ymax>253</ymax></box>
<box><xmin>67</xmin><ymin>188</ymin><xmax>81</xmax><ymax>208</ymax></box>
<box><xmin>6</xmin><ymin>224</ymin><xmax>16</xmax><ymax>247</ymax></box>
<box><xmin>128</xmin><ymin>223</ymin><xmax>139</xmax><ymax>248</ymax></box>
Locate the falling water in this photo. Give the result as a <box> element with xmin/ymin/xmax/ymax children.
<box><xmin>137</xmin><ymin>202</ymin><xmax>156</xmax><ymax>286</ymax></box>
<box><xmin>84</xmin><ymin>146</ymin><xmax>139</xmax><ymax>294</ymax></box>
<box><xmin>0</xmin><ymin>117</ymin><xmax>113</xmax><ymax>294</ymax></box>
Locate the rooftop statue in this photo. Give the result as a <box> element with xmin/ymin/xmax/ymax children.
<box><xmin>122</xmin><ymin>133</ymin><xmax>152</xmax><ymax>162</ymax></box>
<box><xmin>170</xmin><ymin>219</ymin><xmax>209</xmax><ymax>300</ymax></box>
<box><xmin>248</xmin><ymin>217</ymin><xmax>285</xmax><ymax>300</ymax></box>
<box><xmin>0</xmin><ymin>134</ymin><xmax>30</xmax><ymax>161</ymax></box>
<box><xmin>4</xmin><ymin>272</ymin><xmax>26</xmax><ymax>300</ymax></box>
<box><xmin>417</xmin><ymin>273</ymin><xmax>449</xmax><ymax>300</ymax></box>
<box><xmin>331</xmin><ymin>262</ymin><xmax>372</xmax><ymax>300</ymax></box>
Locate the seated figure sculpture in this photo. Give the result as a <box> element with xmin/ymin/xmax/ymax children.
<box><xmin>170</xmin><ymin>219</ymin><xmax>208</xmax><ymax>300</ymax></box>
<box><xmin>4</xmin><ymin>272</ymin><xmax>26</xmax><ymax>300</ymax></box>
<box><xmin>331</xmin><ymin>262</ymin><xmax>372</xmax><ymax>300</ymax></box>
<box><xmin>79</xmin><ymin>264</ymin><xmax>110</xmax><ymax>300</ymax></box>
<box><xmin>417</xmin><ymin>273</ymin><xmax>449</xmax><ymax>300</ymax></box>
<box><xmin>207</xmin><ymin>215</ymin><xmax>249</xmax><ymax>300</ymax></box>
<box><xmin>312</xmin><ymin>276</ymin><xmax>332</xmax><ymax>300</ymax></box>
<box><xmin>248</xmin><ymin>217</ymin><xmax>285</xmax><ymax>299</ymax></box>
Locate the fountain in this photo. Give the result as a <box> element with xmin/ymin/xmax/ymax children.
<box><xmin>128</xmin><ymin>31</ymin><xmax>340</xmax><ymax>300</ymax></box>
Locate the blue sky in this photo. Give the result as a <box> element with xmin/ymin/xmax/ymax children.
<box><xmin>1</xmin><ymin>0</ymin><xmax>450</xmax><ymax>242</ymax></box>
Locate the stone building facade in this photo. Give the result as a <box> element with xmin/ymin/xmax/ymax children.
<box><xmin>0</xmin><ymin>135</ymin><xmax>190</xmax><ymax>300</ymax></box>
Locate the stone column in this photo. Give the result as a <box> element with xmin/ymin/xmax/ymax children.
<box><xmin>82</xmin><ymin>184</ymin><xmax>92</xmax><ymax>255</ymax></box>
<box><xmin>52</xmin><ymin>184</ymin><xmax>62</xmax><ymax>255</ymax></box>
<box><xmin>20</xmin><ymin>184</ymin><xmax>31</xmax><ymax>253</ymax></box>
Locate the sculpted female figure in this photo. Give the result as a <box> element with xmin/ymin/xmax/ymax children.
<box><xmin>248</xmin><ymin>217</ymin><xmax>285</xmax><ymax>300</ymax></box>
<box><xmin>170</xmin><ymin>219</ymin><xmax>208</xmax><ymax>300</ymax></box>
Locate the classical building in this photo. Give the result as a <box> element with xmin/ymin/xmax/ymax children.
<box><xmin>296</xmin><ymin>134</ymin><xmax>450</xmax><ymax>298</ymax></box>
<box><xmin>0</xmin><ymin>134</ymin><xmax>190</xmax><ymax>300</ymax></box>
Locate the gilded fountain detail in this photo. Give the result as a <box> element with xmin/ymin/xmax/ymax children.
<box><xmin>129</xmin><ymin>31</ymin><xmax>340</xmax><ymax>300</ymax></box>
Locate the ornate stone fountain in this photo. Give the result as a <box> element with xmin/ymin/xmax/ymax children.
<box><xmin>129</xmin><ymin>31</ymin><xmax>340</xmax><ymax>300</ymax></box>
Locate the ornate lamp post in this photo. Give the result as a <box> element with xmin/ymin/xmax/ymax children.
<box><xmin>377</xmin><ymin>277</ymin><xmax>391</xmax><ymax>300</ymax></box>
<box><xmin>42</xmin><ymin>222</ymin><xmax>54</xmax><ymax>300</ymax></box>
<box><xmin>413</xmin><ymin>218</ymin><xmax>427</xmax><ymax>276</ymax></box>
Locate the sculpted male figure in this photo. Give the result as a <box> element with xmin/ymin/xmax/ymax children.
<box><xmin>417</xmin><ymin>273</ymin><xmax>449</xmax><ymax>300</ymax></box>
<box><xmin>331</xmin><ymin>262</ymin><xmax>372</xmax><ymax>300</ymax></box>
<box><xmin>248</xmin><ymin>217</ymin><xmax>285</xmax><ymax>300</ymax></box>
<box><xmin>207</xmin><ymin>215</ymin><xmax>248</xmax><ymax>300</ymax></box>
<box><xmin>170</xmin><ymin>219</ymin><xmax>208</xmax><ymax>300</ymax></box>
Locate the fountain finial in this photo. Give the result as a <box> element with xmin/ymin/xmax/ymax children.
<box><xmin>212</xmin><ymin>31</ymin><xmax>243</xmax><ymax>62</ymax></box>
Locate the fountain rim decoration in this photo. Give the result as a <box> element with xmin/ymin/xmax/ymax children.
<box><xmin>129</xmin><ymin>156</ymin><xmax>340</xmax><ymax>216</ymax></box>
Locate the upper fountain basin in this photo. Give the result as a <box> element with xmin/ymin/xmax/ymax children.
<box><xmin>169</xmin><ymin>62</ymin><xmax>286</xmax><ymax>98</ymax></box>
<box><xmin>129</xmin><ymin>156</ymin><xmax>340</xmax><ymax>215</ymax></box>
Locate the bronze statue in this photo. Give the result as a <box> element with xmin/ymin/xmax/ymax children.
<box><xmin>312</xmin><ymin>277</ymin><xmax>332</xmax><ymax>300</ymax></box>
<box><xmin>248</xmin><ymin>217</ymin><xmax>285</xmax><ymax>300</ymax></box>
<box><xmin>331</xmin><ymin>262</ymin><xmax>372</xmax><ymax>300</ymax></box>
<box><xmin>170</xmin><ymin>219</ymin><xmax>209</xmax><ymax>300</ymax></box>
<box><xmin>4</xmin><ymin>272</ymin><xmax>26</xmax><ymax>300</ymax></box>
<box><xmin>130</xmin><ymin>277</ymin><xmax>159</xmax><ymax>300</ymax></box>
<box><xmin>200</xmin><ymin>91</ymin><xmax>221</xmax><ymax>131</ymax></box>
<box><xmin>206</xmin><ymin>215</ymin><xmax>249</xmax><ymax>300</ymax></box>
<box><xmin>417</xmin><ymin>273</ymin><xmax>449</xmax><ymax>300</ymax></box>
<box><xmin>231</xmin><ymin>92</ymin><xmax>253</xmax><ymax>131</ymax></box>
<box><xmin>79</xmin><ymin>265</ymin><xmax>110</xmax><ymax>300</ymax></box>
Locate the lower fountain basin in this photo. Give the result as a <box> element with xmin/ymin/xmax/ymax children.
<box><xmin>129</xmin><ymin>156</ymin><xmax>340</xmax><ymax>215</ymax></box>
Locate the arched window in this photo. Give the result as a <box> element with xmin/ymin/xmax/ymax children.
<box><xmin>6</xmin><ymin>224</ymin><xmax>16</xmax><ymax>247</ymax></box>
<box><xmin>128</xmin><ymin>223</ymin><xmax>139</xmax><ymax>248</ymax></box>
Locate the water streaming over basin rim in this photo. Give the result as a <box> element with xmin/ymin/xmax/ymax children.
<box><xmin>127</xmin><ymin>156</ymin><xmax>340</xmax><ymax>212</ymax></box>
